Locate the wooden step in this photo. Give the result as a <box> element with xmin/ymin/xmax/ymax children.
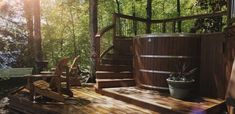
<box><xmin>98</xmin><ymin>87</ymin><xmax>225</xmax><ymax>114</ymax></box>
<box><xmin>101</xmin><ymin>58</ymin><xmax>132</xmax><ymax>65</ymax></box>
<box><xmin>104</xmin><ymin>53</ymin><xmax>133</xmax><ymax>59</ymax></box>
<box><xmin>96</xmin><ymin>71</ymin><xmax>132</xmax><ymax>79</ymax></box>
<box><xmin>95</xmin><ymin>79</ymin><xmax>135</xmax><ymax>89</ymax></box>
<box><xmin>97</xmin><ymin>64</ymin><xmax>132</xmax><ymax>72</ymax></box>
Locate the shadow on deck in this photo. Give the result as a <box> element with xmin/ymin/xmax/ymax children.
<box><xmin>8</xmin><ymin>85</ymin><xmax>158</xmax><ymax>114</ymax></box>
<box><xmin>8</xmin><ymin>85</ymin><xmax>226</xmax><ymax>114</ymax></box>
<box><xmin>97</xmin><ymin>87</ymin><xmax>226</xmax><ymax>114</ymax></box>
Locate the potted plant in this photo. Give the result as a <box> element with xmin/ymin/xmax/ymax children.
<box><xmin>166</xmin><ymin>63</ymin><xmax>198</xmax><ymax>99</ymax></box>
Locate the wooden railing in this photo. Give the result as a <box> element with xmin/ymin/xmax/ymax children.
<box><xmin>115</xmin><ymin>11</ymin><xmax>227</xmax><ymax>36</ymax></box>
<box><xmin>94</xmin><ymin>11</ymin><xmax>228</xmax><ymax>66</ymax></box>
<box><xmin>95</xmin><ymin>23</ymin><xmax>115</xmax><ymax>65</ymax></box>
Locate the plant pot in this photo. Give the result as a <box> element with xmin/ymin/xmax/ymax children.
<box><xmin>166</xmin><ymin>78</ymin><xmax>195</xmax><ymax>99</ymax></box>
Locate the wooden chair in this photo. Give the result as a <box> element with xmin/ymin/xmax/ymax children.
<box><xmin>64</xmin><ymin>55</ymin><xmax>81</xmax><ymax>86</ymax></box>
<box><xmin>226</xmin><ymin>59</ymin><xmax>235</xmax><ymax>114</ymax></box>
<box><xmin>27</xmin><ymin>57</ymin><xmax>72</xmax><ymax>102</ymax></box>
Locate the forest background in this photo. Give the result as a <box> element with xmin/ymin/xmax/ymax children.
<box><xmin>0</xmin><ymin>0</ymin><xmax>227</xmax><ymax>72</ymax></box>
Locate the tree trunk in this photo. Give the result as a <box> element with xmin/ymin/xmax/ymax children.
<box><xmin>89</xmin><ymin>0</ymin><xmax>98</xmax><ymax>83</ymax></box>
<box><xmin>23</xmin><ymin>0</ymin><xmax>34</xmax><ymax>64</ymax></box>
<box><xmin>177</xmin><ymin>0</ymin><xmax>182</xmax><ymax>32</ymax></box>
<box><xmin>33</xmin><ymin>0</ymin><xmax>43</xmax><ymax>62</ymax></box>
<box><xmin>146</xmin><ymin>0</ymin><xmax>152</xmax><ymax>34</ymax></box>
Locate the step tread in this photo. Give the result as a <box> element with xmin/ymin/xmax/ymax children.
<box><xmin>99</xmin><ymin>64</ymin><xmax>132</xmax><ymax>67</ymax></box>
<box><xmin>96</xmin><ymin>71</ymin><xmax>132</xmax><ymax>73</ymax></box>
<box><xmin>96</xmin><ymin>78</ymin><xmax>134</xmax><ymax>82</ymax></box>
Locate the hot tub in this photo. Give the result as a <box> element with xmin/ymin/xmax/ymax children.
<box><xmin>133</xmin><ymin>33</ymin><xmax>201</xmax><ymax>90</ymax></box>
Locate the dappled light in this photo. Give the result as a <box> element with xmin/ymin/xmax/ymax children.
<box><xmin>0</xmin><ymin>0</ymin><xmax>235</xmax><ymax>114</ymax></box>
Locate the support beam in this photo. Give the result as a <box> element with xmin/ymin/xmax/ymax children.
<box><xmin>89</xmin><ymin>0</ymin><xmax>98</xmax><ymax>83</ymax></box>
<box><xmin>146</xmin><ymin>0</ymin><xmax>152</xmax><ymax>34</ymax></box>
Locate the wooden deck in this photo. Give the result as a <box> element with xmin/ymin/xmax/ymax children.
<box><xmin>8</xmin><ymin>86</ymin><xmax>158</xmax><ymax>114</ymax></box>
<box><xmin>98</xmin><ymin>87</ymin><xmax>226</xmax><ymax>114</ymax></box>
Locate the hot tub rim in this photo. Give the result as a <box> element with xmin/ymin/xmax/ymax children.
<box><xmin>136</xmin><ymin>33</ymin><xmax>201</xmax><ymax>38</ymax></box>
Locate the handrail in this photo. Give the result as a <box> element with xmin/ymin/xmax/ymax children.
<box><xmin>114</xmin><ymin>11</ymin><xmax>227</xmax><ymax>24</ymax></box>
<box><xmin>100</xmin><ymin>45</ymin><xmax>114</xmax><ymax>59</ymax></box>
<box><xmin>151</xmin><ymin>11</ymin><xmax>227</xmax><ymax>23</ymax></box>
<box><xmin>95</xmin><ymin>23</ymin><xmax>115</xmax><ymax>66</ymax></box>
<box><xmin>95</xmin><ymin>24</ymin><xmax>115</xmax><ymax>38</ymax></box>
<box><xmin>94</xmin><ymin>11</ymin><xmax>228</xmax><ymax>67</ymax></box>
<box><xmin>114</xmin><ymin>13</ymin><xmax>147</xmax><ymax>22</ymax></box>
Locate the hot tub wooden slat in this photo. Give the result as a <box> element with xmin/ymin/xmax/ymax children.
<box><xmin>133</xmin><ymin>34</ymin><xmax>201</xmax><ymax>90</ymax></box>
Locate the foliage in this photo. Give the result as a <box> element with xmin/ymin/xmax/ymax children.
<box><xmin>0</xmin><ymin>0</ymin><xmax>31</xmax><ymax>68</ymax></box>
<box><xmin>168</xmin><ymin>63</ymin><xmax>198</xmax><ymax>82</ymax></box>
<box><xmin>0</xmin><ymin>0</ymin><xmax>229</xmax><ymax>71</ymax></box>
<box><xmin>41</xmin><ymin>0</ymin><xmax>90</xmax><ymax>70</ymax></box>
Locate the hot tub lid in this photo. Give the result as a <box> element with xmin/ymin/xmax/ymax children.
<box><xmin>136</xmin><ymin>33</ymin><xmax>201</xmax><ymax>38</ymax></box>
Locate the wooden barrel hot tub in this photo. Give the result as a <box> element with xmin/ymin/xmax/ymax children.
<box><xmin>133</xmin><ymin>33</ymin><xmax>201</xmax><ymax>90</ymax></box>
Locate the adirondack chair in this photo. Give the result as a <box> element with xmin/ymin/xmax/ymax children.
<box><xmin>226</xmin><ymin>59</ymin><xmax>235</xmax><ymax>114</ymax></box>
<box><xmin>64</xmin><ymin>55</ymin><xmax>81</xmax><ymax>86</ymax></box>
<box><xmin>27</xmin><ymin>57</ymin><xmax>72</xmax><ymax>102</ymax></box>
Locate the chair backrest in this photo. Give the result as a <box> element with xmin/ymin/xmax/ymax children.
<box><xmin>50</xmin><ymin>57</ymin><xmax>70</xmax><ymax>89</ymax></box>
<box><xmin>69</xmin><ymin>55</ymin><xmax>80</xmax><ymax>74</ymax></box>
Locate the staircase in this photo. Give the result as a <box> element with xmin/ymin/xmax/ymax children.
<box><xmin>95</xmin><ymin>39</ymin><xmax>136</xmax><ymax>89</ymax></box>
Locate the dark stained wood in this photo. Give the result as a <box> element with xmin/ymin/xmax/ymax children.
<box><xmin>9</xmin><ymin>86</ymin><xmax>158</xmax><ymax>114</ymax></box>
<box><xmin>133</xmin><ymin>34</ymin><xmax>201</xmax><ymax>90</ymax></box>
<box><xmin>99</xmin><ymin>87</ymin><xmax>225</xmax><ymax>114</ymax></box>
<box><xmin>146</xmin><ymin>0</ymin><xmax>152</xmax><ymax>33</ymax></box>
<box><xmin>228</xmin><ymin>0</ymin><xmax>232</xmax><ymax>26</ymax></box>
<box><xmin>200</xmin><ymin>33</ymin><xmax>226</xmax><ymax>98</ymax></box>
<box><xmin>115</xmin><ymin>13</ymin><xmax>147</xmax><ymax>22</ymax></box>
<box><xmin>113</xmin><ymin>39</ymin><xmax>133</xmax><ymax>55</ymax></box>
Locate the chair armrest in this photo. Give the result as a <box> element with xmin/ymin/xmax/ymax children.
<box><xmin>25</xmin><ymin>74</ymin><xmax>58</xmax><ymax>78</ymax></box>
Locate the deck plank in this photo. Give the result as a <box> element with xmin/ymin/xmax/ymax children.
<box><xmin>102</xmin><ymin>87</ymin><xmax>225</xmax><ymax>114</ymax></box>
<box><xmin>8</xmin><ymin>86</ymin><xmax>158</xmax><ymax>114</ymax></box>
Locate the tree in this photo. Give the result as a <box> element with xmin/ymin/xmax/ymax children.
<box><xmin>33</xmin><ymin>0</ymin><xmax>43</xmax><ymax>62</ymax></box>
<box><xmin>89</xmin><ymin>0</ymin><xmax>98</xmax><ymax>82</ymax></box>
<box><xmin>23</xmin><ymin>0</ymin><xmax>34</xmax><ymax>63</ymax></box>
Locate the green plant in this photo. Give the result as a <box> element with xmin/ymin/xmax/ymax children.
<box><xmin>168</xmin><ymin>63</ymin><xmax>198</xmax><ymax>81</ymax></box>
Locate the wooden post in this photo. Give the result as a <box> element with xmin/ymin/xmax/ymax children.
<box><xmin>89</xmin><ymin>0</ymin><xmax>98</xmax><ymax>83</ymax></box>
<box><xmin>115</xmin><ymin>0</ymin><xmax>122</xmax><ymax>36</ymax></box>
<box><xmin>162</xmin><ymin>22</ymin><xmax>166</xmax><ymax>33</ymax></box>
<box><xmin>172</xmin><ymin>21</ymin><xmax>176</xmax><ymax>33</ymax></box>
<box><xmin>177</xmin><ymin>0</ymin><xmax>182</xmax><ymax>32</ymax></box>
<box><xmin>228</xmin><ymin>0</ymin><xmax>234</xmax><ymax>26</ymax></box>
<box><xmin>113</xmin><ymin>13</ymin><xmax>117</xmax><ymax>41</ymax></box>
<box><xmin>132</xmin><ymin>1</ymin><xmax>137</xmax><ymax>35</ymax></box>
<box><xmin>146</xmin><ymin>0</ymin><xmax>152</xmax><ymax>34</ymax></box>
